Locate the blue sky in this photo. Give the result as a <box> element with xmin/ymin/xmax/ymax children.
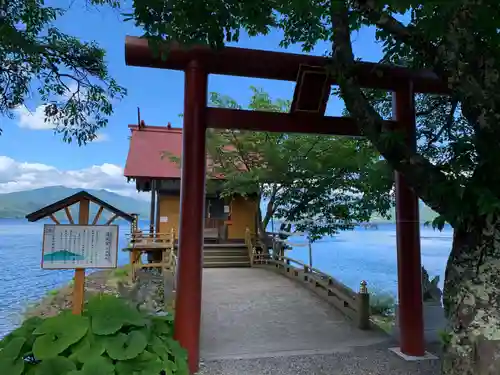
<box><xmin>0</xmin><ymin>3</ymin><xmax>384</xmax><ymax>198</ymax></box>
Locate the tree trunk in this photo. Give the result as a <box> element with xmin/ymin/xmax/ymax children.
<box><xmin>442</xmin><ymin>215</ymin><xmax>500</xmax><ymax>375</ymax></box>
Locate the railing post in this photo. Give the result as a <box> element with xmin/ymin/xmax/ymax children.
<box><xmin>130</xmin><ymin>213</ymin><xmax>138</xmax><ymax>234</ymax></box>
<box><xmin>357</xmin><ymin>280</ymin><xmax>370</xmax><ymax>330</ymax></box>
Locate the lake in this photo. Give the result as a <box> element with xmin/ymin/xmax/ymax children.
<box><xmin>0</xmin><ymin>219</ymin><xmax>452</xmax><ymax>338</ymax></box>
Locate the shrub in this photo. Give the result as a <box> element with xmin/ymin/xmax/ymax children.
<box><xmin>112</xmin><ymin>266</ymin><xmax>131</xmax><ymax>279</ymax></box>
<box><xmin>0</xmin><ymin>294</ymin><xmax>188</xmax><ymax>375</ymax></box>
<box><xmin>370</xmin><ymin>292</ymin><xmax>396</xmax><ymax>317</ymax></box>
<box><xmin>438</xmin><ymin>329</ymin><xmax>452</xmax><ymax>348</ymax></box>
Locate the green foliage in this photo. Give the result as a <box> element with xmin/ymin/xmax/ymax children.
<box><xmin>204</xmin><ymin>87</ymin><xmax>393</xmax><ymax>240</ymax></box>
<box><xmin>438</xmin><ymin>329</ymin><xmax>452</xmax><ymax>348</ymax></box>
<box><xmin>0</xmin><ymin>294</ymin><xmax>188</xmax><ymax>375</ymax></box>
<box><xmin>421</xmin><ymin>266</ymin><xmax>442</xmax><ymax>303</ymax></box>
<box><xmin>127</xmin><ymin>0</ymin><xmax>500</xmax><ymax>229</ymax></box>
<box><xmin>111</xmin><ymin>267</ymin><xmax>130</xmax><ymax>280</ymax></box>
<box><xmin>369</xmin><ymin>292</ymin><xmax>395</xmax><ymax>317</ymax></box>
<box><xmin>0</xmin><ymin>0</ymin><xmax>126</xmax><ymax>144</ymax></box>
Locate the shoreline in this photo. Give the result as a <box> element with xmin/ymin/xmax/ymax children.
<box><xmin>21</xmin><ymin>265</ymin><xmax>168</xmax><ymax>321</ymax></box>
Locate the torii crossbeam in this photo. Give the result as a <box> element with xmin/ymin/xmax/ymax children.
<box><xmin>124</xmin><ymin>35</ymin><xmax>448</xmax><ymax>373</ymax></box>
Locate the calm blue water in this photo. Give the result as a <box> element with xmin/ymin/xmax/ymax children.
<box><xmin>0</xmin><ymin>219</ymin><xmax>452</xmax><ymax>338</ymax></box>
<box><xmin>286</xmin><ymin>223</ymin><xmax>452</xmax><ymax>297</ymax></box>
<box><xmin>0</xmin><ymin>218</ymin><xmax>135</xmax><ymax>338</ymax></box>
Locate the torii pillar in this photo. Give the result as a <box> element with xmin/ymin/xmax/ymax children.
<box><xmin>393</xmin><ymin>83</ymin><xmax>425</xmax><ymax>357</ymax></box>
<box><xmin>174</xmin><ymin>60</ymin><xmax>207</xmax><ymax>374</ymax></box>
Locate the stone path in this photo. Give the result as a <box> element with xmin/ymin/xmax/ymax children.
<box><xmin>200</xmin><ymin>268</ymin><xmax>441</xmax><ymax>375</ymax></box>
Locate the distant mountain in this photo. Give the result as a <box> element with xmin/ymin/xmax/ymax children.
<box><xmin>371</xmin><ymin>200</ymin><xmax>439</xmax><ymax>224</ymax></box>
<box><xmin>0</xmin><ymin>186</ymin><xmax>151</xmax><ymax>221</ymax></box>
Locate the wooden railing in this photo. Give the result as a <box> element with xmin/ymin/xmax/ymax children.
<box><xmin>205</xmin><ymin>217</ymin><xmax>225</xmax><ymax>229</ymax></box>
<box><xmin>167</xmin><ymin>234</ymin><xmax>178</xmax><ymax>307</ymax></box>
<box><xmin>245</xmin><ymin>227</ymin><xmax>370</xmax><ymax>330</ymax></box>
<box><xmin>128</xmin><ymin>228</ymin><xmax>177</xmax><ymax>282</ymax></box>
<box><xmin>126</xmin><ymin>229</ymin><xmax>177</xmax><ymax>245</ymax></box>
<box><xmin>245</xmin><ymin>228</ymin><xmax>256</xmax><ymax>264</ymax></box>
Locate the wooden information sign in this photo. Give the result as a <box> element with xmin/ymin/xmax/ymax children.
<box><xmin>41</xmin><ymin>224</ymin><xmax>119</xmax><ymax>269</ymax></box>
<box><xmin>25</xmin><ymin>191</ymin><xmax>134</xmax><ymax>315</ymax></box>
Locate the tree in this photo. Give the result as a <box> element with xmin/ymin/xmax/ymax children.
<box><xmin>129</xmin><ymin>1</ymin><xmax>500</xmax><ymax>374</ymax></box>
<box><xmin>0</xmin><ymin>0</ymin><xmax>125</xmax><ymax>144</ymax></box>
<box><xmin>204</xmin><ymin>87</ymin><xmax>393</xmax><ymax>245</ymax></box>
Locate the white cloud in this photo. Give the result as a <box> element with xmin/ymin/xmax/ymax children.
<box><xmin>13</xmin><ymin>84</ymin><xmax>110</xmax><ymax>136</ymax></box>
<box><xmin>15</xmin><ymin>105</ymin><xmax>56</xmax><ymax>130</ymax></box>
<box><xmin>0</xmin><ymin>156</ymin><xmax>148</xmax><ymax>200</ymax></box>
<box><xmin>93</xmin><ymin>133</ymin><xmax>109</xmax><ymax>142</ymax></box>
<box><xmin>13</xmin><ymin>105</ymin><xmax>109</xmax><ymax>142</ymax></box>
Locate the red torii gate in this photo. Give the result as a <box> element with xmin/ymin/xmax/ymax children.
<box><xmin>124</xmin><ymin>35</ymin><xmax>449</xmax><ymax>373</ymax></box>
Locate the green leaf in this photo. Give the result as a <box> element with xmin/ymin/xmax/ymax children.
<box><xmin>1</xmin><ymin>317</ymin><xmax>43</xmax><ymax>351</ymax></box>
<box><xmin>431</xmin><ymin>215</ymin><xmax>447</xmax><ymax>231</ymax></box>
<box><xmin>0</xmin><ymin>337</ymin><xmax>26</xmax><ymax>359</ymax></box>
<box><xmin>69</xmin><ymin>332</ymin><xmax>106</xmax><ymax>363</ymax></box>
<box><xmin>114</xmin><ymin>351</ymin><xmax>164</xmax><ymax>375</ymax></box>
<box><xmin>0</xmin><ymin>357</ymin><xmax>24</xmax><ymax>375</ymax></box>
<box><xmin>164</xmin><ymin>337</ymin><xmax>188</xmax><ymax>361</ymax></box>
<box><xmin>151</xmin><ymin>317</ymin><xmax>172</xmax><ymax>336</ymax></box>
<box><xmin>105</xmin><ymin>331</ymin><xmax>148</xmax><ymax>360</ymax></box>
<box><xmin>175</xmin><ymin>357</ymin><xmax>190</xmax><ymax>375</ymax></box>
<box><xmin>79</xmin><ymin>357</ymin><xmax>115</xmax><ymax>375</ymax></box>
<box><xmin>0</xmin><ymin>1</ymin><xmax>126</xmax><ymax>144</ymax></box>
<box><xmin>148</xmin><ymin>335</ymin><xmax>170</xmax><ymax>361</ymax></box>
<box><xmin>87</xmin><ymin>295</ymin><xmax>145</xmax><ymax>335</ymax></box>
<box><xmin>0</xmin><ymin>339</ymin><xmax>25</xmax><ymax>375</ymax></box>
<box><xmin>163</xmin><ymin>358</ymin><xmax>177</xmax><ymax>373</ymax></box>
<box><xmin>32</xmin><ymin>315</ymin><xmax>89</xmax><ymax>359</ymax></box>
<box><xmin>34</xmin><ymin>356</ymin><xmax>76</xmax><ymax>375</ymax></box>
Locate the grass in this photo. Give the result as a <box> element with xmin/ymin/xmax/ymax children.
<box><xmin>106</xmin><ymin>265</ymin><xmax>133</xmax><ymax>288</ymax></box>
<box><xmin>112</xmin><ymin>266</ymin><xmax>130</xmax><ymax>279</ymax></box>
<box><xmin>369</xmin><ymin>290</ymin><xmax>396</xmax><ymax>334</ymax></box>
<box><xmin>370</xmin><ymin>291</ymin><xmax>396</xmax><ymax>316</ymax></box>
<box><xmin>17</xmin><ymin>265</ymin><xmax>171</xmax><ymax>326</ymax></box>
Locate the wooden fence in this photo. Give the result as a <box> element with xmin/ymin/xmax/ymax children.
<box><xmin>245</xmin><ymin>228</ymin><xmax>371</xmax><ymax>330</ymax></box>
<box><xmin>126</xmin><ymin>228</ymin><xmax>178</xmax><ymax>284</ymax></box>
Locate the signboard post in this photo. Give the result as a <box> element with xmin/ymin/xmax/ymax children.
<box><xmin>74</xmin><ymin>198</ymin><xmax>89</xmax><ymax>314</ymax></box>
<box><xmin>25</xmin><ymin>191</ymin><xmax>135</xmax><ymax>316</ymax></box>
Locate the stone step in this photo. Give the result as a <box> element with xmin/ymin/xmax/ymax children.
<box><xmin>203</xmin><ymin>260</ymin><xmax>251</xmax><ymax>268</ymax></box>
<box><xmin>203</xmin><ymin>255</ymin><xmax>250</xmax><ymax>262</ymax></box>
<box><xmin>203</xmin><ymin>242</ymin><xmax>247</xmax><ymax>248</ymax></box>
<box><xmin>203</xmin><ymin>249</ymin><xmax>248</xmax><ymax>257</ymax></box>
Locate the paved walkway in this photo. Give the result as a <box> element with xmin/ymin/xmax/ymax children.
<box><xmin>201</xmin><ymin>268</ymin><xmax>387</xmax><ymax>360</ymax></box>
<box><xmin>199</xmin><ymin>268</ymin><xmax>440</xmax><ymax>374</ymax></box>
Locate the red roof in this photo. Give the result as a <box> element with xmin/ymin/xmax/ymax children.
<box><xmin>124</xmin><ymin>125</ymin><xmax>183</xmax><ymax>179</ymax></box>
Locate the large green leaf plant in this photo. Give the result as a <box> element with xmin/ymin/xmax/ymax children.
<box><xmin>0</xmin><ymin>294</ymin><xmax>188</xmax><ymax>375</ymax></box>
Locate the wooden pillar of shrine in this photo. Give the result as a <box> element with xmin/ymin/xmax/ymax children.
<box><xmin>393</xmin><ymin>83</ymin><xmax>425</xmax><ymax>356</ymax></box>
<box><xmin>173</xmin><ymin>60</ymin><xmax>208</xmax><ymax>374</ymax></box>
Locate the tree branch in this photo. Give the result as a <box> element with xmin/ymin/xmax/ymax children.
<box><xmin>351</xmin><ymin>1</ymin><xmax>449</xmax><ymax>80</ymax></box>
<box><xmin>352</xmin><ymin>1</ymin><xmax>489</xmax><ymax>130</ymax></box>
<box><xmin>330</xmin><ymin>3</ymin><xmax>461</xmax><ymax>220</ymax></box>
<box><xmin>426</xmin><ymin>99</ymin><xmax>458</xmax><ymax>148</ymax></box>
